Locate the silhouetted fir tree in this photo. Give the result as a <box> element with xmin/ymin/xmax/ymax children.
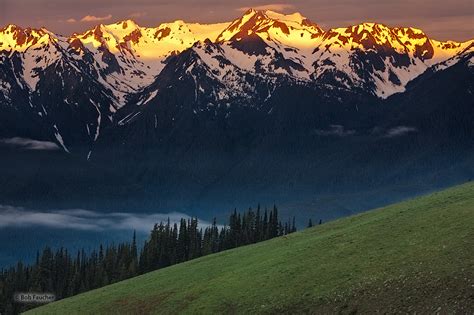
<box><xmin>38</xmin><ymin>247</ymin><xmax>53</xmax><ymax>292</ymax></box>
<box><xmin>268</xmin><ymin>211</ymin><xmax>273</xmax><ymax>238</ymax></box>
<box><xmin>268</xmin><ymin>205</ymin><xmax>279</xmax><ymax>238</ymax></box>
<box><xmin>131</xmin><ymin>230</ymin><xmax>137</xmax><ymax>262</ymax></box>
<box><xmin>255</xmin><ymin>205</ymin><xmax>261</xmax><ymax>241</ymax></box>
<box><xmin>171</xmin><ymin>223</ymin><xmax>178</xmax><ymax>264</ymax></box>
<box><xmin>262</xmin><ymin>209</ymin><xmax>269</xmax><ymax>241</ymax></box>
<box><xmin>177</xmin><ymin>218</ymin><xmax>188</xmax><ymax>262</ymax></box>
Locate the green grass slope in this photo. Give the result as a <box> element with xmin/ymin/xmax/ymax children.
<box><xmin>28</xmin><ymin>183</ymin><xmax>474</xmax><ymax>314</ymax></box>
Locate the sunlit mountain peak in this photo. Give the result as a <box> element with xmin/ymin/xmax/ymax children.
<box><xmin>216</xmin><ymin>8</ymin><xmax>323</xmax><ymax>44</ymax></box>
<box><xmin>0</xmin><ymin>24</ymin><xmax>55</xmax><ymax>53</ymax></box>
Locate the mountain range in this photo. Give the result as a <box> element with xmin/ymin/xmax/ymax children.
<box><xmin>0</xmin><ymin>9</ymin><xmax>473</xmax><ymax>219</ymax></box>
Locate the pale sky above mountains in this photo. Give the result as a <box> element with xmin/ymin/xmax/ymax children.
<box><xmin>0</xmin><ymin>0</ymin><xmax>473</xmax><ymax>41</ymax></box>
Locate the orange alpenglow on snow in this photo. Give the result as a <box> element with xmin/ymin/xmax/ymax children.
<box><xmin>0</xmin><ymin>9</ymin><xmax>472</xmax><ymax>100</ymax></box>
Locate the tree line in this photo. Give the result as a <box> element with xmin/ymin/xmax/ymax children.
<box><xmin>0</xmin><ymin>205</ymin><xmax>308</xmax><ymax>314</ymax></box>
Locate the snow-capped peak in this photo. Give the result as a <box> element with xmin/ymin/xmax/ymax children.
<box><xmin>216</xmin><ymin>9</ymin><xmax>323</xmax><ymax>43</ymax></box>
<box><xmin>0</xmin><ymin>24</ymin><xmax>55</xmax><ymax>53</ymax></box>
<box><xmin>264</xmin><ymin>10</ymin><xmax>306</xmax><ymax>25</ymax></box>
<box><xmin>311</xmin><ymin>22</ymin><xmax>473</xmax><ymax>98</ymax></box>
<box><xmin>61</xmin><ymin>18</ymin><xmax>232</xmax><ymax>104</ymax></box>
<box><xmin>115</xmin><ymin>19</ymin><xmax>139</xmax><ymax>31</ymax></box>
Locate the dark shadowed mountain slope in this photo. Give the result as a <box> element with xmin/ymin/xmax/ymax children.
<box><xmin>0</xmin><ymin>13</ymin><xmax>472</xmax><ymax>221</ymax></box>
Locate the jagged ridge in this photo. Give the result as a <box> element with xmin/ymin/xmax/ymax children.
<box><xmin>0</xmin><ymin>9</ymin><xmax>473</xmax><ymax>153</ymax></box>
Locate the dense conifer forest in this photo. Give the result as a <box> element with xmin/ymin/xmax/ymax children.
<box><xmin>0</xmin><ymin>205</ymin><xmax>304</xmax><ymax>313</ymax></box>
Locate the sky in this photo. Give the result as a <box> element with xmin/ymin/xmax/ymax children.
<box><xmin>0</xmin><ymin>0</ymin><xmax>473</xmax><ymax>41</ymax></box>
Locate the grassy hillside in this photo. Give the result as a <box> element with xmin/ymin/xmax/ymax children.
<box><xmin>28</xmin><ymin>183</ymin><xmax>474</xmax><ymax>314</ymax></box>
